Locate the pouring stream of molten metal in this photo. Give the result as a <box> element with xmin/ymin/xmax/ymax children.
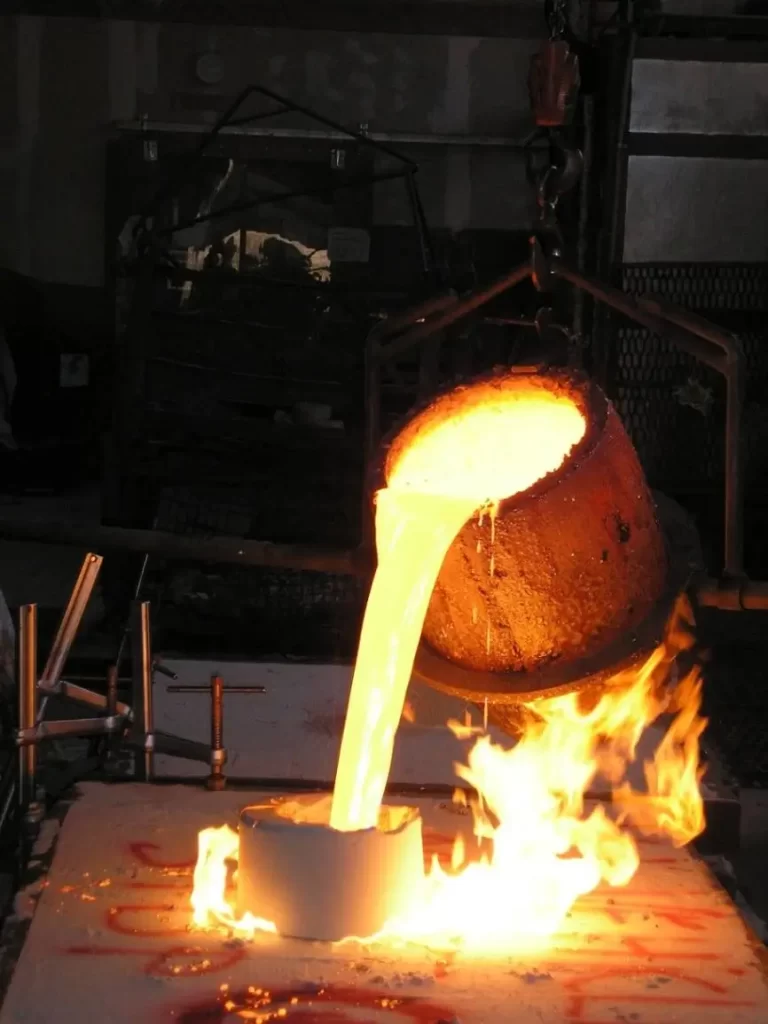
<box><xmin>192</xmin><ymin>386</ymin><xmax>706</xmax><ymax>951</ymax></box>
<box><xmin>330</xmin><ymin>391</ymin><xmax>588</xmax><ymax>832</ymax></box>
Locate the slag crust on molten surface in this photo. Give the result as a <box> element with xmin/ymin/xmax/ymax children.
<box><xmin>384</xmin><ymin>369</ymin><xmax>668</xmax><ymax>679</ymax></box>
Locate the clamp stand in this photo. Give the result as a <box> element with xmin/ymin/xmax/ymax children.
<box><xmin>14</xmin><ymin>553</ymin><xmax>230</xmax><ymax>813</ymax></box>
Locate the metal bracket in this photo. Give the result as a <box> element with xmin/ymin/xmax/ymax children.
<box><xmin>15</xmin><ymin>557</ymin><xmax>226</xmax><ymax>810</ymax></box>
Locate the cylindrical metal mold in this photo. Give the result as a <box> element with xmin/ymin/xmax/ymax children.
<box><xmin>383</xmin><ymin>370</ymin><xmax>669</xmax><ymax>700</ymax></box>
<box><xmin>237</xmin><ymin>796</ymin><xmax>424</xmax><ymax>942</ymax></box>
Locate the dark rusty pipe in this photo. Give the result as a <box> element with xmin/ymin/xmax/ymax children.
<box><xmin>0</xmin><ymin>519</ymin><xmax>368</xmax><ymax>577</ymax></box>
<box><xmin>371</xmin><ymin>291</ymin><xmax>459</xmax><ymax>344</ymax></box>
<box><xmin>553</xmin><ymin>261</ymin><xmax>745</xmax><ymax>579</ymax></box>
<box><xmin>633</xmin><ymin>295</ymin><xmax>745</xmax><ymax>580</ymax></box>
<box><xmin>207</xmin><ymin>674</ymin><xmax>226</xmax><ymax>791</ymax></box>
<box><xmin>552</xmin><ymin>263</ymin><xmax>726</xmax><ymax>373</ymax></box>
<box><xmin>696</xmin><ymin>578</ymin><xmax>768</xmax><ymax>612</ymax></box>
<box><xmin>18</xmin><ymin>604</ymin><xmax>38</xmax><ymax>809</ymax></box>
<box><xmin>378</xmin><ymin>262</ymin><xmax>533</xmax><ymax>364</ymax></box>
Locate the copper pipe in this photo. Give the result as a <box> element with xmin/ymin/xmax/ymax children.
<box><xmin>132</xmin><ymin>601</ymin><xmax>154</xmax><ymax>781</ymax></box>
<box><xmin>207</xmin><ymin>675</ymin><xmax>226</xmax><ymax>791</ymax></box>
<box><xmin>696</xmin><ymin>578</ymin><xmax>768</xmax><ymax>612</ymax></box>
<box><xmin>18</xmin><ymin>605</ymin><xmax>38</xmax><ymax>808</ymax></box>
<box><xmin>106</xmin><ymin>665</ymin><xmax>118</xmax><ymax>717</ymax></box>
<box><xmin>210</xmin><ymin>675</ymin><xmax>223</xmax><ymax>751</ymax></box>
<box><xmin>168</xmin><ymin>685</ymin><xmax>265</xmax><ymax>694</ymax></box>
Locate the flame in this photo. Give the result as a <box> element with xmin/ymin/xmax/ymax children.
<box><xmin>369</xmin><ymin>597</ymin><xmax>706</xmax><ymax>951</ymax></box>
<box><xmin>191</xmin><ymin>825</ymin><xmax>276</xmax><ymax>936</ymax></box>
<box><xmin>190</xmin><ymin>382</ymin><xmax>707</xmax><ymax>952</ymax></box>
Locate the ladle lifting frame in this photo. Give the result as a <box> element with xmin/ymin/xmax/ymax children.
<box><xmin>365</xmin><ymin>235</ymin><xmax>752</xmax><ymax>611</ymax></box>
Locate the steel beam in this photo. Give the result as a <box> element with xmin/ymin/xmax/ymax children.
<box><xmin>7</xmin><ymin>1</ymin><xmax>545</xmax><ymax>37</ymax></box>
<box><xmin>0</xmin><ymin>519</ymin><xmax>368</xmax><ymax>576</ymax></box>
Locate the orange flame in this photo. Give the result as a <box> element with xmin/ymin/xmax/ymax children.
<box><xmin>190</xmin><ymin>385</ymin><xmax>707</xmax><ymax>952</ymax></box>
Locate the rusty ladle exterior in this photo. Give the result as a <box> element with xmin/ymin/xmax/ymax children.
<box><xmin>378</xmin><ymin>368</ymin><xmax>676</xmax><ymax>708</ymax></box>
<box><xmin>385</xmin><ymin>370</ymin><xmax>666</xmax><ymax>678</ymax></box>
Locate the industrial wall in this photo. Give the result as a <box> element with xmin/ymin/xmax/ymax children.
<box><xmin>0</xmin><ymin>14</ymin><xmax>543</xmax><ymax>299</ymax></box>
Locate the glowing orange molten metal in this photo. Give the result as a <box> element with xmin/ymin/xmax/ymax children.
<box><xmin>191</xmin><ymin>384</ymin><xmax>707</xmax><ymax>952</ymax></box>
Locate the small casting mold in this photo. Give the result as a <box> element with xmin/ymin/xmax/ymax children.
<box><xmin>237</xmin><ymin>795</ymin><xmax>424</xmax><ymax>942</ymax></box>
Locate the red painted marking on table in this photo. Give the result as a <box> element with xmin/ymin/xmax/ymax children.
<box><xmin>126</xmin><ymin>881</ymin><xmax>192</xmax><ymax>892</ymax></box>
<box><xmin>620</xmin><ymin>936</ymin><xmax>719</xmax><ymax>960</ymax></box>
<box><xmin>580</xmin><ymin>887</ymin><xmax>711</xmax><ymax>900</ymax></box>
<box><xmin>539</xmin><ymin>935</ymin><xmax>721</xmax><ymax>962</ymax></box>
<box><xmin>171</xmin><ymin>983</ymin><xmax>456</xmax><ymax>1024</ymax></box>
<box><xmin>65</xmin><ymin>944</ymin><xmax>245</xmax><ymax>977</ymax></box>
<box><xmin>562</xmin><ymin>965</ymin><xmax>756</xmax><ymax>1019</ymax></box>
<box><xmin>422</xmin><ymin>830</ymin><xmax>455</xmax><ymax>869</ymax></box>
<box><xmin>107</xmin><ymin>903</ymin><xmax>189</xmax><ymax>938</ymax></box>
<box><xmin>597</xmin><ymin>903</ymin><xmax>731</xmax><ymax>930</ymax></box>
<box><xmin>128</xmin><ymin>842</ymin><xmax>196</xmax><ymax>870</ymax></box>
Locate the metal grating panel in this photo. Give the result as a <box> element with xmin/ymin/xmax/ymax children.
<box><xmin>141</xmin><ymin>486</ymin><xmax>367</xmax><ymax>659</ymax></box>
<box><xmin>622</xmin><ymin>263</ymin><xmax>768</xmax><ymax>311</ymax></box>
<box><xmin>704</xmin><ymin>653</ymin><xmax>768</xmax><ymax>787</ymax></box>
<box><xmin>611</xmin><ymin>264</ymin><xmax>768</xmax><ymax>492</ymax></box>
<box><xmin>612</xmin><ymin>264</ymin><xmax>768</xmax><ymax>785</ymax></box>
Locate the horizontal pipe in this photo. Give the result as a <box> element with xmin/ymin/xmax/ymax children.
<box><xmin>117</xmin><ymin>120</ymin><xmax>540</xmax><ymax>150</ymax></box>
<box><xmin>695</xmin><ymin>578</ymin><xmax>768</xmax><ymax>612</ymax></box>
<box><xmin>168</xmin><ymin>685</ymin><xmax>266</xmax><ymax>695</ymax></box>
<box><xmin>0</xmin><ymin>518</ymin><xmax>367</xmax><ymax>577</ymax></box>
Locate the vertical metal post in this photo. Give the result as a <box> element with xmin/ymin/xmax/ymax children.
<box><xmin>105</xmin><ymin>664</ymin><xmax>118</xmax><ymax>769</ymax></box>
<box><xmin>724</xmin><ymin>353</ymin><xmax>745</xmax><ymax>578</ymax></box>
<box><xmin>106</xmin><ymin>665</ymin><xmax>118</xmax><ymax>718</ymax></box>
<box><xmin>361</xmin><ymin>334</ymin><xmax>379</xmax><ymax>554</ymax></box>
<box><xmin>18</xmin><ymin>605</ymin><xmax>38</xmax><ymax>809</ymax></box>
<box><xmin>131</xmin><ymin>601</ymin><xmax>154</xmax><ymax>780</ymax></box>
<box><xmin>207</xmin><ymin>675</ymin><xmax>226</xmax><ymax>791</ymax></box>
